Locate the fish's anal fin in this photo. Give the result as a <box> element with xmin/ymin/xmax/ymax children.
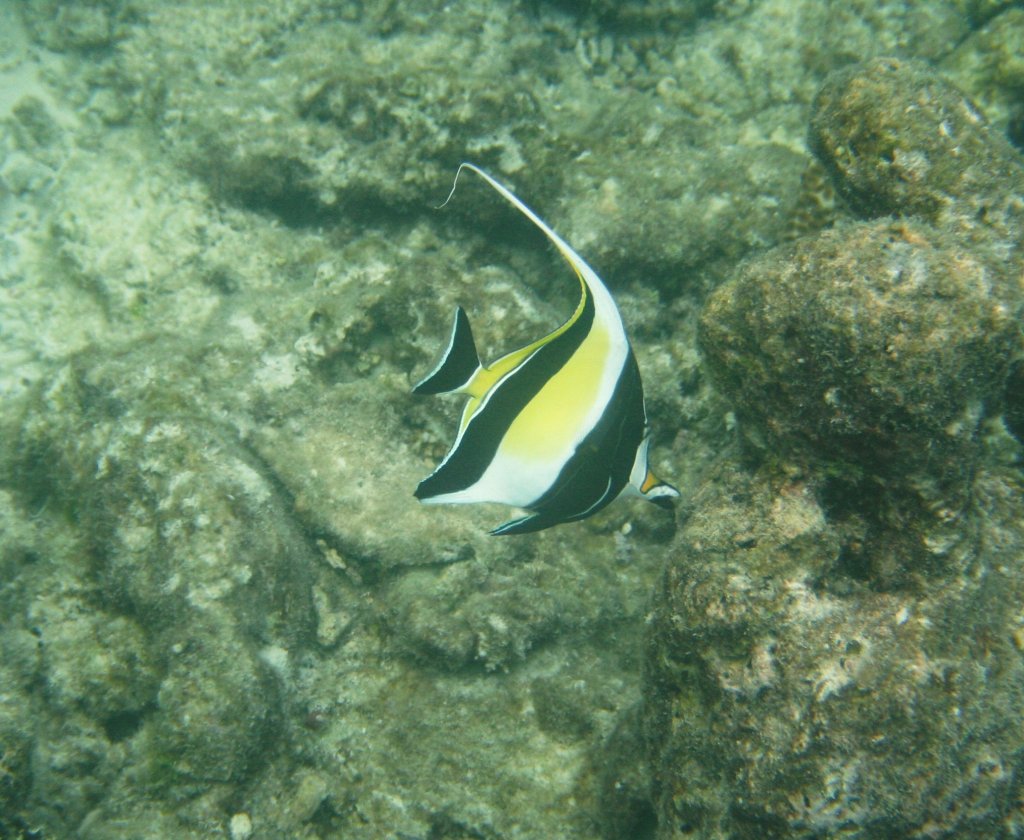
<box><xmin>413</xmin><ymin>306</ymin><xmax>481</xmax><ymax>395</ymax></box>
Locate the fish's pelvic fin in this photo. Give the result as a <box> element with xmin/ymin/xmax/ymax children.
<box><xmin>489</xmin><ymin>511</ymin><xmax>560</xmax><ymax>536</ymax></box>
<box><xmin>413</xmin><ymin>306</ymin><xmax>481</xmax><ymax>395</ymax></box>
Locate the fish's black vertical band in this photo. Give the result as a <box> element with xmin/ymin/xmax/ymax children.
<box><xmin>525</xmin><ymin>347</ymin><xmax>645</xmax><ymax>524</ymax></box>
<box><xmin>414</xmin><ymin>288</ymin><xmax>596</xmax><ymax>500</ymax></box>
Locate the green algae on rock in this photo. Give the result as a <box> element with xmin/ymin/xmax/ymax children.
<box><xmin>701</xmin><ymin>219</ymin><xmax>1015</xmax><ymax>479</ymax></box>
<box><xmin>3</xmin><ymin>338</ymin><xmax>319</xmax><ymax>795</ymax></box>
<box><xmin>31</xmin><ymin>598</ymin><xmax>160</xmax><ymax>721</ymax></box>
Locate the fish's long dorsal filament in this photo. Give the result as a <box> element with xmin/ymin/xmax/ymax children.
<box><xmin>435</xmin><ymin>162</ymin><xmax>475</xmax><ymax>210</ymax></box>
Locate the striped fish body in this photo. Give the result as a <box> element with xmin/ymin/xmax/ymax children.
<box><xmin>414</xmin><ymin>165</ymin><xmax>678</xmax><ymax>535</ymax></box>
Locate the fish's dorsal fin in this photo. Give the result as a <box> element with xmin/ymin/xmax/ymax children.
<box><xmin>443</xmin><ymin>163</ymin><xmax>622</xmax><ymax>326</ymax></box>
<box><xmin>440</xmin><ymin>164</ymin><xmax>579</xmax><ymax>264</ymax></box>
<box><xmin>446</xmin><ymin>162</ymin><xmax>593</xmax><ymax>280</ymax></box>
<box><xmin>440</xmin><ymin>163</ymin><xmax>628</xmax><ymax>381</ymax></box>
<box><xmin>413</xmin><ymin>306</ymin><xmax>481</xmax><ymax>395</ymax></box>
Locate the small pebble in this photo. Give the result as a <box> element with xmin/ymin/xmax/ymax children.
<box><xmin>229</xmin><ymin>812</ymin><xmax>253</xmax><ymax>840</ymax></box>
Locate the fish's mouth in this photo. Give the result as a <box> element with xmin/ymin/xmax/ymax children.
<box><xmin>642</xmin><ymin>478</ymin><xmax>680</xmax><ymax>509</ymax></box>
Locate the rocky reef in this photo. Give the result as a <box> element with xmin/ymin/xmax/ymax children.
<box><xmin>644</xmin><ymin>57</ymin><xmax>1024</xmax><ymax>838</ymax></box>
<box><xmin>2</xmin><ymin>2</ymin><xmax>1024</xmax><ymax>839</ymax></box>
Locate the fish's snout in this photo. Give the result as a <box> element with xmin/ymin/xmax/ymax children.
<box><xmin>641</xmin><ymin>471</ymin><xmax>680</xmax><ymax>509</ymax></box>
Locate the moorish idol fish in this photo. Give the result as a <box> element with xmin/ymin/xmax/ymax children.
<box><xmin>413</xmin><ymin>163</ymin><xmax>679</xmax><ymax>535</ymax></box>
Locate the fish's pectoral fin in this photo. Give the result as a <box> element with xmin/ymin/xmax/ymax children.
<box><xmin>640</xmin><ymin>469</ymin><xmax>680</xmax><ymax>510</ymax></box>
<box><xmin>489</xmin><ymin>511</ymin><xmax>560</xmax><ymax>536</ymax></box>
<box><xmin>413</xmin><ymin>306</ymin><xmax>481</xmax><ymax>395</ymax></box>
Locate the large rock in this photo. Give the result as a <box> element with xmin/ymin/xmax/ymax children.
<box><xmin>643</xmin><ymin>458</ymin><xmax>1024</xmax><ymax>839</ymax></box>
<box><xmin>699</xmin><ymin>218</ymin><xmax>1015</xmax><ymax>580</ymax></box>
<box><xmin>641</xmin><ymin>57</ymin><xmax>1024</xmax><ymax>838</ymax></box>
<box><xmin>808</xmin><ymin>56</ymin><xmax>1024</xmax><ymax>242</ymax></box>
<box><xmin>701</xmin><ymin>56</ymin><xmax>1023</xmax><ymax>581</ymax></box>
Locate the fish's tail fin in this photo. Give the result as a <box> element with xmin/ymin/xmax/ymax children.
<box><xmin>413</xmin><ymin>306</ymin><xmax>482</xmax><ymax>395</ymax></box>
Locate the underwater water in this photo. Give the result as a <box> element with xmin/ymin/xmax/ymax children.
<box><xmin>1</xmin><ymin>0</ymin><xmax>1023</xmax><ymax>837</ymax></box>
